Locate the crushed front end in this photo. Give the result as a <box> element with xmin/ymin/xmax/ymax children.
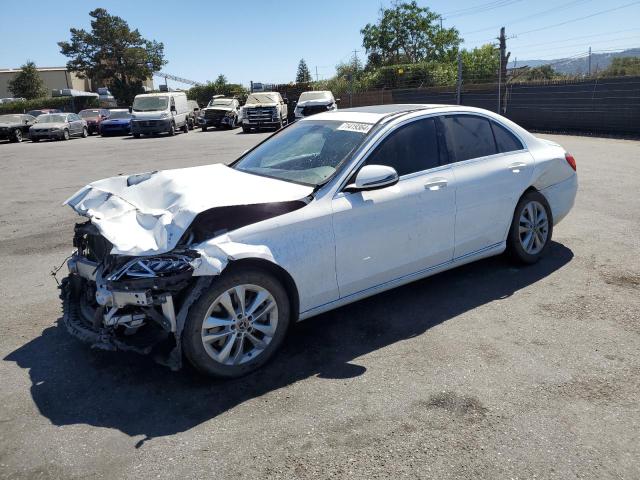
<box><xmin>60</xmin><ymin>221</ymin><xmax>205</xmax><ymax>369</ymax></box>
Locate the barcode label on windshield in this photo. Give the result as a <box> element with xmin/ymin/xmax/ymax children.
<box><xmin>337</xmin><ymin>122</ymin><xmax>373</xmax><ymax>133</ymax></box>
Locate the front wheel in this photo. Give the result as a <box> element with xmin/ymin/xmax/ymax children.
<box><xmin>182</xmin><ymin>121</ymin><xmax>189</xmax><ymax>133</ymax></box>
<box><xmin>168</xmin><ymin>122</ymin><xmax>175</xmax><ymax>136</ymax></box>
<box><xmin>133</xmin><ymin>133</ymin><xmax>140</xmax><ymax>138</ymax></box>
<box><xmin>81</xmin><ymin>127</ymin><xmax>88</xmax><ymax>138</ymax></box>
<box><xmin>11</xmin><ymin>129</ymin><xmax>22</xmax><ymax>143</ymax></box>
<box><xmin>62</xmin><ymin>129</ymin><xmax>70</xmax><ymax>141</ymax></box>
<box><xmin>201</xmin><ymin>125</ymin><xmax>208</xmax><ymax>132</ymax></box>
<box><xmin>183</xmin><ymin>268</ymin><xmax>291</xmax><ymax>378</ymax></box>
<box><xmin>242</xmin><ymin>125</ymin><xmax>250</xmax><ymax>133</ymax></box>
<box><xmin>507</xmin><ymin>190</ymin><xmax>553</xmax><ymax>264</ymax></box>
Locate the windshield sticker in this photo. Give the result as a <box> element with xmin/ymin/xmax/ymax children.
<box><xmin>337</xmin><ymin>122</ymin><xmax>373</xmax><ymax>133</ymax></box>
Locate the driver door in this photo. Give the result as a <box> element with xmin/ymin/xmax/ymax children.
<box><xmin>331</xmin><ymin>117</ymin><xmax>456</xmax><ymax>297</ymax></box>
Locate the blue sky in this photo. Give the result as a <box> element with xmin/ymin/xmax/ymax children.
<box><xmin>1</xmin><ymin>0</ymin><xmax>639</xmax><ymax>88</ymax></box>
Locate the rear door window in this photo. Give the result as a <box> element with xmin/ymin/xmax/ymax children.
<box><xmin>491</xmin><ymin>121</ymin><xmax>524</xmax><ymax>153</ymax></box>
<box><xmin>439</xmin><ymin>115</ymin><xmax>498</xmax><ymax>163</ymax></box>
<box><xmin>363</xmin><ymin>118</ymin><xmax>441</xmax><ymax>177</ymax></box>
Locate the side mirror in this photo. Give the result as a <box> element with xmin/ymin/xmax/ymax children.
<box><xmin>346</xmin><ymin>165</ymin><xmax>399</xmax><ymax>192</ymax></box>
<box><xmin>283</xmin><ymin>98</ymin><xmax>288</xmax><ymax>104</ymax></box>
<box><xmin>170</xmin><ymin>105</ymin><xmax>176</xmax><ymax>112</ymax></box>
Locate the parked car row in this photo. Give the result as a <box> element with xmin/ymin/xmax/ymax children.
<box><xmin>1</xmin><ymin>89</ymin><xmax>340</xmax><ymax>144</ymax></box>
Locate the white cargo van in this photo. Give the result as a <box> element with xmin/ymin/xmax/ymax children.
<box><xmin>130</xmin><ymin>91</ymin><xmax>189</xmax><ymax>137</ymax></box>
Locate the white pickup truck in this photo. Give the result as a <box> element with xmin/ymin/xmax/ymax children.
<box><xmin>241</xmin><ymin>92</ymin><xmax>288</xmax><ymax>132</ymax></box>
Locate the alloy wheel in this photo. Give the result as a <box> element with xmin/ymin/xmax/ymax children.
<box><xmin>519</xmin><ymin>200</ymin><xmax>549</xmax><ymax>255</ymax></box>
<box><xmin>200</xmin><ymin>284</ymin><xmax>278</xmax><ymax>366</ymax></box>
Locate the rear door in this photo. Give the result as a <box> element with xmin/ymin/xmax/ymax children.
<box><xmin>332</xmin><ymin>117</ymin><xmax>456</xmax><ymax>297</ymax></box>
<box><xmin>438</xmin><ymin>114</ymin><xmax>534</xmax><ymax>258</ymax></box>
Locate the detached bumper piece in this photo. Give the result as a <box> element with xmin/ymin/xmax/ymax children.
<box><xmin>60</xmin><ymin>221</ymin><xmax>202</xmax><ymax>369</ymax></box>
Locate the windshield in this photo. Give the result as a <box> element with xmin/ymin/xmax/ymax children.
<box><xmin>233</xmin><ymin>120</ymin><xmax>371</xmax><ymax>186</ymax></box>
<box><xmin>79</xmin><ymin>109</ymin><xmax>101</xmax><ymax>118</ymax></box>
<box><xmin>37</xmin><ymin>114</ymin><xmax>67</xmax><ymax>123</ymax></box>
<box><xmin>209</xmin><ymin>99</ymin><xmax>233</xmax><ymax>107</ymax></box>
<box><xmin>0</xmin><ymin>114</ymin><xmax>23</xmax><ymax>123</ymax></box>
<box><xmin>246</xmin><ymin>93</ymin><xmax>279</xmax><ymax>104</ymax></box>
<box><xmin>107</xmin><ymin>111</ymin><xmax>131</xmax><ymax>119</ymax></box>
<box><xmin>132</xmin><ymin>96</ymin><xmax>169</xmax><ymax>112</ymax></box>
<box><xmin>299</xmin><ymin>92</ymin><xmax>332</xmax><ymax>102</ymax></box>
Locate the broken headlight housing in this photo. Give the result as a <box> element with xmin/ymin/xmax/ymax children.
<box><xmin>108</xmin><ymin>254</ymin><xmax>194</xmax><ymax>281</ymax></box>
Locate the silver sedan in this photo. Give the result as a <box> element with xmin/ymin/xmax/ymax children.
<box><xmin>29</xmin><ymin>113</ymin><xmax>88</xmax><ymax>142</ymax></box>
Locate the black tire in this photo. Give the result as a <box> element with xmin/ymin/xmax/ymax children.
<box><xmin>31</xmin><ymin>137</ymin><xmax>39</xmax><ymax>142</ymax></box>
<box><xmin>168</xmin><ymin>123</ymin><xmax>175</xmax><ymax>136</ymax></box>
<box><xmin>242</xmin><ymin>125</ymin><xmax>250</xmax><ymax>133</ymax></box>
<box><xmin>507</xmin><ymin>190</ymin><xmax>553</xmax><ymax>265</ymax></box>
<box><xmin>133</xmin><ymin>133</ymin><xmax>140</xmax><ymax>138</ymax></box>
<box><xmin>81</xmin><ymin>127</ymin><xmax>88</xmax><ymax>138</ymax></box>
<box><xmin>183</xmin><ymin>267</ymin><xmax>291</xmax><ymax>378</ymax></box>
<box><xmin>182</xmin><ymin>121</ymin><xmax>189</xmax><ymax>133</ymax></box>
<box><xmin>62</xmin><ymin>129</ymin><xmax>70</xmax><ymax>141</ymax></box>
<box><xmin>11</xmin><ymin>129</ymin><xmax>22</xmax><ymax>143</ymax></box>
<box><xmin>202</xmin><ymin>125</ymin><xmax>208</xmax><ymax>132</ymax></box>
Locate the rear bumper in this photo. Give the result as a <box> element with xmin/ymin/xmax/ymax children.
<box><xmin>541</xmin><ymin>174</ymin><xmax>578</xmax><ymax>225</ymax></box>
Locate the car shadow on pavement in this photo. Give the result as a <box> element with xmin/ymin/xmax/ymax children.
<box><xmin>4</xmin><ymin>242</ymin><xmax>573</xmax><ymax>446</ymax></box>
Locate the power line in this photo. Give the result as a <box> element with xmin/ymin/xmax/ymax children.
<box><xmin>514</xmin><ymin>1</ymin><xmax>640</xmax><ymax>36</ymax></box>
<box><xmin>509</xmin><ymin>28</ymin><xmax>640</xmax><ymax>49</ymax></box>
<box><xmin>443</xmin><ymin>0</ymin><xmax>524</xmax><ymax>19</ymax></box>
<box><xmin>462</xmin><ymin>0</ymin><xmax>593</xmax><ymax>36</ymax></box>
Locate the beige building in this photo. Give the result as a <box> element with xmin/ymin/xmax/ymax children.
<box><xmin>0</xmin><ymin>66</ymin><xmax>154</xmax><ymax>98</ymax></box>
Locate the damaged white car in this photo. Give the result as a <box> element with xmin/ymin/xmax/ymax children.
<box><xmin>61</xmin><ymin>105</ymin><xmax>577</xmax><ymax>378</ymax></box>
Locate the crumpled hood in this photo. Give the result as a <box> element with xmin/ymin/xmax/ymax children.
<box><xmin>296</xmin><ymin>99</ymin><xmax>332</xmax><ymax>107</ymax></box>
<box><xmin>245</xmin><ymin>103</ymin><xmax>278</xmax><ymax>108</ymax></box>
<box><xmin>64</xmin><ymin>163</ymin><xmax>313</xmax><ymax>256</ymax></box>
<box><xmin>204</xmin><ymin>105</ymin><xmax>235</xmax><ymax>112</ymax></box>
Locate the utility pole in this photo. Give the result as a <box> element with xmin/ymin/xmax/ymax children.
<box><xmin>588</xmin><ymin>46</ymin><xmax>592</xmax><ymax>76</ymax></box>
<box><xmin>315</xmin><ymin>66</ymin><xmax>319</xmax><ymax>82</ymax></box>
<box><xmin>456</xmin><ymin>51</ymin><xmax>462</xmax><ymax>105</ymax></box>
<box><xmin>497</xmin><ymin>27</ymin><xmax>510</xmax><ymax>114</ymax></box>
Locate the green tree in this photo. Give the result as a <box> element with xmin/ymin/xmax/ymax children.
<box><xmin>7</xmin><ymin>61</ymin><xmax>48</xmax><ymax>99</ymax></box>
<box><xmin>461</xmin><ymin>44</ymin><xmax>500</xmax><ymax>83</ymax></box>
<box><xmin>601</xmin><ymin>57</ymin><xmax>640</xmax><ymax>76</ymax></box>
<box><xmin>361</xmin><ymin>1</ymin><xmax>461</xmax><ymax>67</ymax></box>
<box><xmin>296</xmin><ymin>59</ymin><xmax>312</xmax><ymax>83</ymax></box>
<box><xmin>516</xmin><ymin>64</ymin><xmax>563</xmax><ymax>82</ymax></box>
<box><xmin>187</xmin><ymin>76</ymin><xmax>248</xmax><ymax>106</ymax></box>
<box><xmin>58</xmin><ymin>8</ymin><xmax>166</xmax><ymax>104</ymax></box>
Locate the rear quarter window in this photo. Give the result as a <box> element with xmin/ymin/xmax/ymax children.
<box><xmin>491</xmin><ymin>121</ymin><xmax>524</xmax><ymax>153</ymax></box>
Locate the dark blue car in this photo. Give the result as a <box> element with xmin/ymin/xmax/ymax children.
<box><xmin>99</xmin><ymin>110</ymin><xmax>132</xmax><ymax>136</ymax></box>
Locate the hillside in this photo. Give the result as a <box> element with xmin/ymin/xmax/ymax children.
<box><xmin>508</xmin><ymin>48</ymin><xmax>640</xmax><ymax>75</ymax></box>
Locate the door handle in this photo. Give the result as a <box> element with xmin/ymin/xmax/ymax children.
<box><xmin>508</xmin><ymin>162</ymin><xmax>527</xmax><ymax>173</ymax></box>
<box><xmin>424</xmin><ymin>178</ymin><xmax>448</xmax><ymax>191</ymax></box>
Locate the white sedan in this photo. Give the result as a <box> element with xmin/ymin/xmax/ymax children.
<box><xmin>62</xmin><ymin>104</ymin><xmax>578</xmax><ymax>377</ymax></box>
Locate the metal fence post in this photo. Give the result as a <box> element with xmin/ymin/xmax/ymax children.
<box><xmin>456</xmin><ymin>52</ymin><xmax>462</xmax><ymax>105</ymax></box>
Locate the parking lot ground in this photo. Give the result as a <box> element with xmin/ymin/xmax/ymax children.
<box><xmin>0</xmin><ymin>130</ymin><xmax>639</xmax><ymax>479</ymax></box>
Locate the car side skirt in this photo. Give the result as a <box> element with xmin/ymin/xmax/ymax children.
<box><xmin>298</xmin><ymin>241</ymin><xmax>506</xmax><ymax>321</ymax></box>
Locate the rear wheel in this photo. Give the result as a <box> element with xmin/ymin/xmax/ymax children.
<box><xmin>31</xmin><ymin>137</ymin><xmax>39</xmax><ymax>142</ymax></box>
<box><xmin>133</xmin><ymin>133</ymin><xmax>140</xmax><ymax>138</ymax></box>
<box><xmin>242</xmin><ymin>125</ymin><xmax>250</xmax><ymax>133</ymax></box>
<box><xmin>182</xmin><ymin>121</ymin><xmax>189</xmax><ymax>133</ymax></box>
<box><xmin>202</xmin><ymin>125</ymin><xmax>208</xmax><ymax>132</ymax></box>
<box><xmin>183</xmin><ymin>268</ymin><xmax>291</xmax><ymax>378</ymax></box>
<box><xmin>168</xmin><ymin>122</ymin><xmax>175</xmax><ymax>136</ymax></box>
<box><xmin>507</xmin><ymin>190</ymin><xmax>553</xmax><ymax>264</ymax></box>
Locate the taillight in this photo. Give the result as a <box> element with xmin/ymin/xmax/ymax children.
<box><xmin>565</xmin><ymin>153</ymin><xmax>577</xmax><ymax>171</ymax></box>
